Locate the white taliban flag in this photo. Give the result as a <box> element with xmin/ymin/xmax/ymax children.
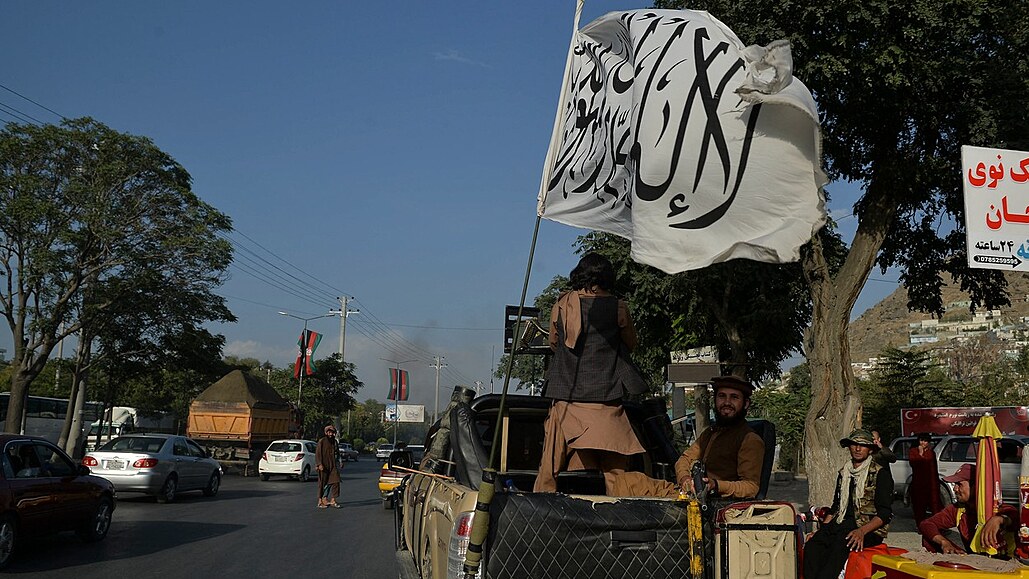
<box><xmin>537</xmin><ymin>8</ymin><xmax>827</xmax><ymax>274</ymax></box>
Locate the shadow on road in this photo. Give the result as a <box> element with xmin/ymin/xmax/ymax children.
<box><xmin>113</xmin><ymin>488</ymin><xmax>286</xmax><ymax>504</ymax></box>
<box><xmin>5</xmin><ymin>521</ymin><xmax>245</xmax><ymax>573</ymax></box>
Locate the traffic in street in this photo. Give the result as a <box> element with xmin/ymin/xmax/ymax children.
<box><xmin>6</xmin><ymin>458</ymin><xmax>396</xmax><ymax>578</ymax></box>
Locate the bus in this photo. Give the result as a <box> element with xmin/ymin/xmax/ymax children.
<box><xmin>0</xmin><ymin>393</ymin><xmax>104</xmax><ymax>445</ymax></box>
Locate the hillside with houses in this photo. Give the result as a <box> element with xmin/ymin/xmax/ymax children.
<box><xmin>847</xmin><ymin>272</ymin><xmax>1029</xmax><ymax>377</ymax></box>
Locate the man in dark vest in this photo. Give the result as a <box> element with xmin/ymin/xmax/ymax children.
<box><xmin>803</xmin><ymin>429</ymin><xmax>894</xmax><ymax>579</ymax></box>
<box><xmin>675</xmin><ymin>376</ymin><xmax>764</xmax><ymax>499</ymax></box>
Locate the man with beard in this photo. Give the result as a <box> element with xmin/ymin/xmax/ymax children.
<box><xmin>803</xmin><ymin>429</ymin><xmax>894</xmax><ymax>579</ymax></box>
<box><xmin>673</xmin><ymin>376</ymin><xmax>764</xmax><ymax>499</ymax></box>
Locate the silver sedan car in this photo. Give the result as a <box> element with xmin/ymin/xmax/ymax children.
<box><xmin>82</xmin><ymin>434</ymin><xmax>222</xmax><ymax>503</ymax></box>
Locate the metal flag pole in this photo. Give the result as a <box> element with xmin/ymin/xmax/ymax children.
<box><xmin>462</xmin><ymin>3</ymin><xmax>583</xmax><ymax>576</ymax></box>
<box><xmin>462</xmin><ymin>214</ymin><xmax>543</xmax><ymax>579</ymax></box>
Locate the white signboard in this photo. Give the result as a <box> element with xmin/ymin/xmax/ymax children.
<box><xmin>963</xmin><ymin>145</ymin><xmax>1029</xmax><ymax>271</ymax></box>
<box><xmin>385</xmin><ymin>404</ymin><xmax>425</xmax><ymax>423</ymax></box>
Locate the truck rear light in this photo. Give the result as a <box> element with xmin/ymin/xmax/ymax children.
<box><xmin>133</xmin><ymin>458</ymin><xmax>158</xmax><ymax>468</ymax></box>
<box><xmin>447</xmin><ymin>511</ymin><xmax>481</xmax><ymax>579</ymax></box>
<box><xmin>294</xmin><ymin>453</ymin><xmax>304</xmax><ymax>462</ymax></box>
<box><xmin>82</xmin><ymin>456</ymin><xmax>98</xmax><ymax>467</ymax></box>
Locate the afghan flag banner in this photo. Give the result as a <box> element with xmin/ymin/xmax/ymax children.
<box><xmin>293</xmin><ymin>330</ymin><xmax>323</xmax><ymax>378</ymax></box>
<box><xmin>388</xmin><ymin>368</ymin><xmax>409</xmax><ymax>401</ymax></box>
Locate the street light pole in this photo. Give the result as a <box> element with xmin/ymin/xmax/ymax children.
<box><xmin>380</xmin><ymin>357</ymin><xmax>415</xmax><ymax>446</ymax></box>
<box><xmin>279</xmin><ymin>311</ymin><xmax>333</xmax><ymax>409</ymax></box>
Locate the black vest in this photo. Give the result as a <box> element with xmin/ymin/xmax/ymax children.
<box><xmin>545</xmin><ymin>296</ymin><xmax>623</xmax><ymax>402</ymax></box>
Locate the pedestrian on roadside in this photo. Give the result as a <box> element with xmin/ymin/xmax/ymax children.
<box><xmin>908</xmin><ymin>432</ymin><xmax>942</xmax><ymax>524</ymax></box>
<box><xmin>316</xmin><ymin>425</ymin><xmax>342</xmax><ymax>509</ymax></box>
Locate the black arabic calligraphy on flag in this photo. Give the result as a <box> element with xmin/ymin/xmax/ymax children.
<box><xmin>537</xmin><ymin>9</ymin><xmax>826</xmax><ymax>274</ymax></box>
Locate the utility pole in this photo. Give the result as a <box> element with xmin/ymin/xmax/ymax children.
<box><xmin>430</xmin><ymin>356</ymin><xmax>447</xmax><ymax>423</ymax></box>
<box><xmin>329</xmin><ymin>296</ymin><xmax>359</xmax><ymax>439</ymax></box>
<box><xmin>329</xmin><ymin>295</ymin><xmax>360</xmax><ymax>360</ymax></box>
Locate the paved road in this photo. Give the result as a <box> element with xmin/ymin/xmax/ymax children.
<box><xmin>8</xmin><ymin>457</ymin><xmax>397</xmax><ymax>578</ymax></box>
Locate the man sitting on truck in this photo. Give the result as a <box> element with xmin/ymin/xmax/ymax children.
<box><xmin>672</xmin><ymin>376</ymin><xmax>764</xmax><ymax>499</ymax></box>
<box><xmin>604</xmin><ymin>376</ymin><xmax>764</xmax><ymax>499</ymax></box>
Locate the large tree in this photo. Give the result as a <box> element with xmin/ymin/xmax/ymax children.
<box><xmin>657</xmin><ymin>0</ymin><xmax>1029</xmax><ymax>502</ymax></box>
<box><xmin>0</xmin><ymin>118</ymin><xmax>234</xmax><ymax>432</ymax></box>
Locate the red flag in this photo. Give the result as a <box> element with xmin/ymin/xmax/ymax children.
<box><xmin>388</xmin><ymin>368</ymin><xmax>409</xmax><ymax>401</ymax></box>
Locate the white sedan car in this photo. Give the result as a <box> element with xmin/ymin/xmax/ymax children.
<box><xmin>259</xmin><ymin>439</ymin><xmax>317</xmax><ymax>482</ymax></box>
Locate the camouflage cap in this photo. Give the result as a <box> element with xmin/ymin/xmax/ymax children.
<box><xmin>839</xmin><ymin>428</ymin><xmax>877</xmax><ymax>449</ymax></box>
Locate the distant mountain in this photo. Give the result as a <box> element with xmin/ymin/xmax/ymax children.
<box><xmin>847</xmin><ymin>272</ymin><xmax>1029</xmax><ymax>363</ymax></box>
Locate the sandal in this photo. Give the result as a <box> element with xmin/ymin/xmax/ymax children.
<box><xmin>330</xmin><ymin>503</ymin><xmax>342</xmax><ymax>508</ymax></box>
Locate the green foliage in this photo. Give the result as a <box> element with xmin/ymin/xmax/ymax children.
<box><xmin>658</xmin><ymin>0</ymin><xmax>1029</xmax><ymax>316</ymax></box>
<box><xmin>0</xmin><ymin>118</ymin><xmax>234</xmax><ymax>428</ymax></box>
<box><xmin>861</xmin><ymin>347</ymin><xmax>953</xmax><ymax>441</ymax></box>
<box><xmin>751</xmin><ymin>363</ymin><xmax>812</xmax><ymax>471</ymax></box>
<box><xmin>351</xmin><ymin>438</ymin><xmax>365</xmax><ymax>452</ymax></box>
<box><xmin>274</xmin><ymin>353</ymin><xmax>363</xmax><ymax>436</ymax></box>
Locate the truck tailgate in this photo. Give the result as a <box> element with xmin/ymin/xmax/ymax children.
<box><xmin>484</xmin><ymin>493</ymin><xmax>693</xmax><ymax>579</ymax></box>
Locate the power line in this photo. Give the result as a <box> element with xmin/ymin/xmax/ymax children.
<box><xmin>0</xmin><ymin>102</ymin><xmax>41</xmax><ymax>125</ymax></box>
<box><xmin>0</xmin><ymin>82</ymin><xmax>67</xmax><ymax>121</ymax></box>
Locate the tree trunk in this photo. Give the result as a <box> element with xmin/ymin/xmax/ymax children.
<box><xmin>693</xmin><ymin>385</ymin><xmax>709</xmax><ymax>435</ymax></box>
<box><xmin>802</xmin><ymin>188</ymin><xmax>896</xmax><ymax>506</ymax></box>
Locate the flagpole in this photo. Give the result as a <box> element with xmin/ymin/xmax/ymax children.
<box><xmin>463</xmin><ymin>1</ymin><xmax>583</xmax><ymax>576</ymax></box>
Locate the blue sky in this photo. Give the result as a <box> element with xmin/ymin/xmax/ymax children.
<box><xmin>1</xmin><ymin>1</ymin><xmax>897</xmax><ymax>411</ymax></box>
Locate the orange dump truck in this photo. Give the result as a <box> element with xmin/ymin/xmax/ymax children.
<box><xmin>187</xmin><ymin>370</ymin><xmax>298</xmax><ymax>474</ymax></box>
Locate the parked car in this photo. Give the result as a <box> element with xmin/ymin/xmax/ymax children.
<box><xmin>888</xmin><ymin>434</ymin><xmax>1029</xmax><ymax>504</ymax></box>
<box><xmin>82</xmin><ymin>434</ymin><xmax>222</xmax><ymax>503</ymax></box>
<box><xmin>0</xmin><ymin>435</ymin><xmax>116</xmax><ymax>569</ymax></box>
<box><xmin>375</xmin><ymin>443</ymin><xmax>394</xmax><ymax>461</ymax></box>
<box><xmin>338</xmin><ymin>442</ymin><xmax>359</xmax><ymax>462</ymax></box>
<box><xmin>259</xmin><ymin>439</ymin><xmax>317</xmax><ymax>481</ymax></box>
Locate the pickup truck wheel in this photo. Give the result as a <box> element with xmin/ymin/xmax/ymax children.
<box><xmin>299</xmin><ymin>465</ymin><xmax>311</xmax><ymax>482</ymax></box>
<box><xmin>156</xmin><ymin>475</ymin><xmax>177</xmax><ymax>504</ymax></box>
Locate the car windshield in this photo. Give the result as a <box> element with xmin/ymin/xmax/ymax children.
<box><xmin>99</xmin><ymin>436</ymin><xmax>166</xmax><ymax>453</ymax></box>
<box><xmin>268</xmin><ymin>442</ymin><xmax>302</xmax><ymax>453</ymax></box>
<box><xmin>379</xmin><ymin>444</ymin><xmax>393</xmax><ymax>451</ymax></box>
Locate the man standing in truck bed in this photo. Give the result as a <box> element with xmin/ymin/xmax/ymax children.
<box><xmin>675</xmin><ymin>376</ymin><xmax>764</xmax><ymax>498</ymax></box>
